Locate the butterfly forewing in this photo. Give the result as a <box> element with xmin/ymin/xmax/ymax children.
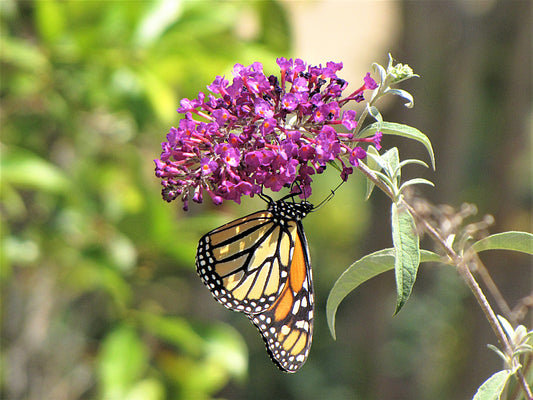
<box><xmin>196</xmin><ymin>210</ymin><xmax>292</xmax><ymax>314</ymax></box>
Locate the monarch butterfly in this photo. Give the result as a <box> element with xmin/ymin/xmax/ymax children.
<box><xmin>195</xmin><ymin>193</ymin><xmax>315</xmax><ymax>372</ymax></box>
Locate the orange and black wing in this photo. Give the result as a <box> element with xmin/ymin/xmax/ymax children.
<box><xmin>196</xmin><ymin>199</ymin><xmax>315</xmax><ymax>372</ymax></box>
<box><xmin>248</xmin><ymin>220</ymin><xmax>314</xmax><ymax>373</ymax></box>
<box><xmin>196</xmin><ymin>210</ymin><xmax>293</xmax><ymax>314</ymax></box>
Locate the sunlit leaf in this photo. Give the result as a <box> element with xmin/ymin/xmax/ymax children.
<box><xmin>399</xmin><ymin>178</ymin><xmax>435</xmax><ymax>193</ymax></box>
<box><xmin>472</xmin><ymin>370</ymin><xmax>512</xmax><ymax>400</ymax></box>
<box><xmin>372</xmin><ymin>60</ymin><xmax>387</xmax><ymax>85</ymax></box>
<box><xmin>365</xmin><ymin>146</ymin><xmax>381</xmax><ymax>199</ymax></box>
<box><xmin>472</xmin><ymin>231</ymin><xmax>533</xmax><ymax>255</ymax></box>
<box><xmin>203</xmin><ymin>323</ymin><xmax>248</xmax><ymax>379</ymax></box>
<box><xmin>396</xmin><ymin>158</ymin><xmax>429</xmax><ymax>170</ymax></box>
<box><xmin>98</xmin><ymin>325</ymin><xmax>148</xmax><ymax>400</ymax></box>
<box><xmin>368</xmin><ymin>105</ymin><xmax>383</xmax><ymax>123</ymax></box>
<box><xmin>384</xmin><ymin>88</ymin><xmax>415</xmax><ymax>108</ymax></box>
<box><xmin>487</xmin><ymin>344</ymin><xmax>508</xmax><ymax>364</ymax></box>
<box><xmin>107</xmin><ymin>232</ymin><xmax>138</xmax><ymax>273</ymax></box>
<box><xmin>326</xmin><ymin>248</ymin><xmax>440</xmax><ymax>339</ymax></box>
<box><xmin>142</xmin><ymin>313</ymin><xmax>248</xmax><ymax>397</ymax></box>
<box><xmin>382</xmin><ymin>147</ymin><xmax>400</xmax><ymax>178</ymax></box>
<box><xmin>138</xmin><ymin>313</ymin><xmax>205</xmax><ymax>357</ymax></box>
<box><xmin>140</xmin><ymin>69</ymin><xmax>179</xmax><ymax>123</ymax></box>
<box><xmin>67</xmin><ymin>262</ymin><xmax>132</xmax><ymax>310</ymax></box>
<box><xmin>35</xmin><ymin>1</ymin><xmax>66</xmax><ymax>43</ymax></box>
<box><xmin>180</xmin><ymin>325</ymin><xmax>248</xmax><ymax>396</ymax></box>
<box><xmin>366</xmin><ymin>150</ymin><xmax>389</xmax><ymax>172</ymax></box>
<box><xmin>134</xmin><ymin>0</ymin><xmax>183</xmax><ymax>47</ymax></box>
<box><xmin>0</xmin><ymin>35</ymin><xmax>48</xmax><ymax>70</ymax></box>
<box><xmin>3</xmin><ymin>235</ymin><xmax>40</xmax><ymax>265</ymax></box>
<box><xmin>496</xmin><ymin>315</ymin><xmax>516</xmax><ymax>343</ymax></box>
<box><xmin>125</xmin><ymin>379</ymin><xmax>165</xmax><ymax>400</ymax></box>
<box><xmin>360</xmin><ymin>121</ymin><xmax>435</xmax><ymax>170</ymax></box>
<box><xmin>1</xmin><ymin>147</ymin><xmax>69</xmax><ymax>193</ymax></box>
<box><xmin>391</xmin><ymin>202</ymin><xmax>420</xmax><ymax>315</ymax></box>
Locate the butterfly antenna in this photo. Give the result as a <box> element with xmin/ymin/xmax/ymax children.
<box><xmin>313</xmin><ymin>180</ymin><xmax>345</xmax><ymax>210</ymax></box>
<box><xmin>258</xmin><ymin>188</ymin><xmax>273</xmax><ymax>205</ymax></box>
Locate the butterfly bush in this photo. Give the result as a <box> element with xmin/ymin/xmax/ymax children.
<box><xmin>154</xmin><ymin>58</ymin><xmax>381</xmax><ymax>210</ymax></box>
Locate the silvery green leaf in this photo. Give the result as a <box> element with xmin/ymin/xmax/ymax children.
<box><xmin>472</xmin><ymin>370</ymin><xmax>512</xmax><ymax>400</ymax></box>
<box><xmin>497</xmin><ymin>315</ymin><xmax>515</xmax><ymax>342</ymax></box>
<box><xmin>472</xmin><ymin>232</ymin><xmax>533</xmax><ymax>256</ymax></box>
<box><xmin>372</xmin><ymin>61</ymin><xmax>387</xmax><ymax>84</ymax></box>
<box><xmin>487</xmin><ymin>344</ymin><xmax>508</xmax><ymax>363</ymax></box>
<box><xmin>391</xmin><ymin>203</ymin><xmax>420</xmax><ymax>315</ymax></box>
<box><xmin>365</xmin><ymin>146</ymin><xmax>381</xmax><ymax>199</ymax></box>
<box><xmin>384</xmin><ymin>88</ymin><xmax>415</xmax><ymax>108</ymax></box>
<box><xmin>359</xmin><ymin>122</ymin><xmax>435</xmax><ymax>170</ymax></box>
<box><xmin>399</xmin><ymin>178</ymin><xmax>435</xmax><ymax>193</ymax></box>
<box><xmin>368</xmin><ymin>105</ymin><xmax>383</xmax><ymax>123</ymax></box>
<box><xmin>326</xmin><ymin>248</ymin><xmax>440</xmax><ymax>339</ymax></box>
<box><xmin>366</xmin><ymin>152</ymin><xmax>389</xmax><ymax>171</ymax></box>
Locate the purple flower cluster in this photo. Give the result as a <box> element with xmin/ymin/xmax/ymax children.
<box><xmin>155</xmin><ymin>58</ymin><xmax>381</xmax><ymax>210</ymax></box>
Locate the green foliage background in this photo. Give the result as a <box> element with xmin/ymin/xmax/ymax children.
<box><xmin>1</xmin><ymin>1</ymin><xmax>531</xmax><ymax>400</ymax></box>
<box><xmin>1</xmin><ymin>2</ymin><xmax>366</xmax><ymax>399</ymax></box>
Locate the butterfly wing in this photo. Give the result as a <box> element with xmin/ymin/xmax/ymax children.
<box><xmin>196</xmin><ymin>210</ymin><xmax>293</xmax><ymax>314</ymax></box>
<box><xmin>248</xmin><ymin>220</ymin><xmax>314</xmax><ymax>373</ymax></box>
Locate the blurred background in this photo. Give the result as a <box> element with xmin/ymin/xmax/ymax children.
<box><xmin>1</xmin><ymin>1</ymin><xmax>531</xmax><ymax>399</ymax></box>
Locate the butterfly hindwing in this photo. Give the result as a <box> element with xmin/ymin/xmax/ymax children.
<box><xmin>249</xmin><ymin>220</ymin><xmax>314</xmax><ymax>373</ymax></box>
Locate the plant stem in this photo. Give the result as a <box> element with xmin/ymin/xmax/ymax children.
<box><xmin>356</xmin><ymin>161</ymin><xmax>533</xmax><ymax>399</ymax></box>
<box><xmin>516</xmin><ymin>369</ymin><xmax>533</xmax><ymax>400</ymax></box>
<box><xmin>469</xmin><ymin>252</ymin><xmax>515</xmax><ymax>324</ymax></box>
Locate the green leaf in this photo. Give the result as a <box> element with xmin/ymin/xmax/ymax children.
<box><xmin>366</xmin><ymin>151</ymin><xmax>389</xmax><ymax>172</ymax></box>
<box><xmin>396</xmin><ymin>158</ymin><xmax>429</xmax><ymax>171</ymax></box>
<box><xmin>256</xmin><ymin>0</ymin><xmax>291</xmax><ymax>53</ymax></box>
<box><xmin>134</xmin><ymin>0</ymin><xmax>183</xmax><ymax>47</ymax></box>
<box><xmin>138</xmin><ymin>313</ymin><xmax>205</xmax><ymax>357</ymax></box>
<box><xmin>137</xmin><ymin>313</ymin><xmax>247</xmax><ymax>388</ymax></box>
<box><xmin>0</xmin><ymin>147</ymin><xmax>69</xmax><ymax>193</ymax></box>
<box><xmin>326</xmin><ymin>249</ymin><xmax>394</xmax><ymax>340</ymax></box>
<box><xmin>326</xmin><ymin>248</ymin><xmax>440</xmax><ymax>339</ymax></box>
<box><xmin>125</xmin><ymin>379</ymin><xmax>165</xmax><ymax>400</ymax></box>
<box><xmin>382</xmin><ymin>147</ymin><xmax>400</xmax><ymax>179</ymax></box>
<box><xmin>399</xmin><ymin>178</ymin><xmax>435</xmax><ymax>193</ymax></box>
<box><xmin>368</xmin><ymin>105</ymin><xmax>383</xmax><ymax>123</ymax></box>
<box><xmin>0</xmin><ymin>35</ymin><xmax>48</xmax><ymax>71</ymax></box>
<box><xmin>371</xmin><ymin>169</ymin><xmax>396</xmax><ymax>193</ymax></box>
<box><xmin>384</xmin><ymin>88</ymin><xmax>415</xmax><ymax>108</ymax></box>
<box><xmin>35</xmin><ymin>1</ymin><xmax>66</xmax><ymax>43</ymax></box>
<box><xmin>365</xmin><ymin>147</ymin><xmax>401</xmax><ymax>198</ymax></box>
<box><xmin>497</xmin><ymin>315</ymin><xmax>516</xmax><ymax>343</ymax></box>
<box><xmin>472</xmin><ymin>231</ymin><xmax>533</xmax><ymax>256</ymax></box>
<box><xmin>391</xmin><ymin>203</ymin><xmax>420</xmax><ymax>315</ymax></box>
<box><xmin>372</xmin><ymin>60</ymin><xmax>387</xmax><ymax>85</ymax></box>
<box><xmin>364</xmin><ymin>146</ymin><xmax>381</xmax><ymax>199</ymax></box>
<box><xmin>472</xmin><ymin>370</ymin><xmax>512</xmax><ymax>400</ymax></box>
<box><xmin>140</xmin><ymin>68</ymin><xmax>179</xmax><ymax>123</ymax></box>
<box><xmin>98</xmin><ymin>325</ymin><xmax>148</xmax><ymax>400</ymax></box>
<box><xmin>360</xmin><ymin>121</ymin><xmax>435</xmax><ymax>170</ymax></box>
<box><xmin>203</xmin><ymin>323</ymin><xmax>248</xmax><ymax>378</ymax></box>
<box><xmin>487</xmin><ymin>344</ymin><xmax>508</xmax><ymax>364</ymax></box>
